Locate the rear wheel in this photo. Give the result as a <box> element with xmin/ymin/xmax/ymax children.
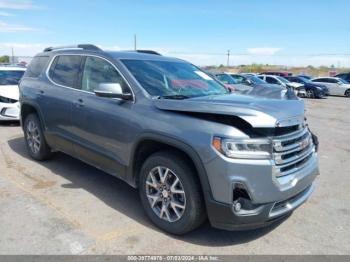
<box><xmin>139</xmin><ymin>151</ymin><xmax>206</xmax><ymax>235</ymax></box>
<box><xmin>24</xmin><ymin>113</ymin><xmax>52</xmax><ymax>161</ymax></box>
<box><xmin>345</xmin><ymin>89</ymin><xmax>350</xmax><ymax>97</ymax></box>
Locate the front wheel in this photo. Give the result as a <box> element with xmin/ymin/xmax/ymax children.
<box><xmin>345</xmin><ymin>89</ymin><xmax>350</xmax><ymax>97</ymax></box>
<box><xmin>24</xmin><ymin>113</ymin><xmax>52</xmax><ymax>161</ymax></box>
<box><xmin>306</xmin><ymin>89</ymin><xmax>315</xmax><ymax>98</ymax></box>
<box><xmin>139</xmin><ymin>151</ymin><xmax>206</xmax><ymax>235</ymax></box>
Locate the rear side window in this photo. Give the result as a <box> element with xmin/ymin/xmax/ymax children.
<box><xmin>24</xmin><ymin>56</ymin><xmax>49</xmax><ymax>78</ymax></box>
<box><xmin>49</xmin><ymin>55</ymin><xmax>82</xmax><ymax>88</ymax></box>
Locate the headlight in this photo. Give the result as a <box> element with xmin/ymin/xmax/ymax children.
<box><xmin>212</xmin><ymin>137</ymin><xmax>272</xmax><ymax>159</ymax></box>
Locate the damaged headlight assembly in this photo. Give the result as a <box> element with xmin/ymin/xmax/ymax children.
<box><xmin>212</xmin><ymin>137</ymin><xmax>272</xmax><ymax>159</ymax></box>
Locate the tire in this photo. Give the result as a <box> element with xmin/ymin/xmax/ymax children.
<box><xmin>345</xmin><ymin>89</ymin><xmax>350</xmax><ymax>97</ymax></box>
<box><xmin>23</xmin><ymin>113</ymin><xmax>52</xmax><ymax>161</ymax></box>
<box><xmin>306</xmin><ymin>89</ymin><xmax>315</xmax><ymax>99</ymax></box>
<box><xmin>139</xmin><ymin>151</ymin><xmax>206</xmax><ymax>235</ymax></box>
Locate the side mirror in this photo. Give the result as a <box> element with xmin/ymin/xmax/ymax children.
<box><xmin>94</xmin><ymin>83</ymin><xmax>132</xmax><ymax>100</ymax></box>
<box><xmin>244</xmin><ymin>79</ymin><xmax>252</xmax><ymax>85</ymax></box>
<box><xmin>337</xmin><ymin>81</ymin><xmax>343</xmax><ymax>85</ymax></box>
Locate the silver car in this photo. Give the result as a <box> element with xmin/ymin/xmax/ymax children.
<box><xmin>311</xmin><ymin>77</ymin><xmax>350</xmax><ymax>97</ymax></box>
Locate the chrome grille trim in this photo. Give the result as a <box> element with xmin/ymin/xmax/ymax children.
<box><xmin>272</xmin><ymin>127</ymin><xmax>315</xmax><ymax>178</ymax></box>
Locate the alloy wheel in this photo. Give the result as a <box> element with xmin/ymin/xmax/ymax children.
<box><xmin>145</xmin><ymin>166</ymin><xmax>186</xmax><ymax>222</ymax></box>
<box><xmin>26</xmin><ymin>120</ymin><xmax>41</xmax><ymax>154</ymax></box>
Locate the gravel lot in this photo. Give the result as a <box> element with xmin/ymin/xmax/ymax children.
<box><xmin>0</xmin><ymin>96</ymin><xmax>349</xmax><ymax>255</ymax></box>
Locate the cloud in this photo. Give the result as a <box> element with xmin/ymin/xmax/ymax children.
<box><xmin>0</xmin><ymin>0</ymin><xmax>40</xmax><ymax>10</ymax></box>
<box><xmin>0</xmin><ymin>21</ymin><xmax>39</xmax><ymax>32</ymax></box>
<box><xmin>0</xmin><ymin>43</ymin><xmax>49</xmax><ymax>56</ymax></box>
<box><xmin>247</xmin><ymin>47</ymin><xmax>282</xmax><ymax>56</ymax></box>
<box><xmin>0</xmin><ymin>11</ymin><xmax>14</xmax><ymax>16</ymax></box>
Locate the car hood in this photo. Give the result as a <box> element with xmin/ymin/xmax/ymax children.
<box><xmin>0</xmin><ymin>85</ymin><xmax>19</xmax><ymax>100</ymax></box>
<box><xmin>154</xmin><ymin>93</ymin><xmax>305</xmax><ymax>128</ymax></box>
<box><xmin>287</xmin><ymin>82</ymin><xmax>304</xmax><ymax>88</ymax></box>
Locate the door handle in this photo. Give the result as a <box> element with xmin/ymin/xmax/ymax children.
<box><xmin>73</xmin><ymin>98</ymin><xmax>84</xmax><ymax>107</ymax></box>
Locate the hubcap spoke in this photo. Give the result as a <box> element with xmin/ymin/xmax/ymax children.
<box><xmin>147</xmin><ymin>194</ymin><xmax>160</xmax><ymax>208</ymax></box>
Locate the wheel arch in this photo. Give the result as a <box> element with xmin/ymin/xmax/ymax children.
<box><xmin>20</xmin><ymin>102</ymin><xmax>45</xmax><ymax>129</ymax></box>
<box><xmin>127</xmin><ymin>133</ymin><xmax>212</xmax><ymax>200</ymax></box>
<box><xmin>344</xmin><ymin>88</ymin><xmax>350</xmax><ymax>97</ymax></box>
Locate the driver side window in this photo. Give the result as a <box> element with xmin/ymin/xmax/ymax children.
<box><xmin>266</xmin><ymin>77</ymin><xmax>278</xmax><ymax>84</ymax></box>
<box><xmin>82</xmin><ymin>56</ymin><xmax>128</xmax><ymax>93</ymax></box>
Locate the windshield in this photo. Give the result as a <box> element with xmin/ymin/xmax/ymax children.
<box><xmin>338</xmin><ymin>78</ymin><xmax>349</xmax><ymax>84</ymax></box>
<box><xmin>277</xmin><ymin>76</ymin><xmax>290</xmax><ymax>84</ymax></box>
<box><xmin>0</xmin><ymin>70</ymin><xmax>25</xmax><ymax>85</ymax></box>
<box><xmin>216</xmin><ymin>74</ymin><xmax>237</xmax><ymax>85</ymax></box>
<box><xmin>122</xmin><ymin>59</ymin><xmax>228</xmax><ymax>98</ymax></box>
<box><xmin>247</xmin><ymin>75</ymin><xmax>266</xmax><ymax>84</ymax></box>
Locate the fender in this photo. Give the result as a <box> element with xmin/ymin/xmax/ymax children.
<box><xmin>126</xmin><ymin>132</ymin><xmax>213</xmax><ymax>200</ymax></box>
<box><xmin>20</xmin><ymin>100</ymin><xmax>47</xmax><ymax>131</ymax></box>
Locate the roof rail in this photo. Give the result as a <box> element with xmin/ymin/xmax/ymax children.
<box><xmin>135</xmin><ymin>50</ymin><xmax>162</xmax><ymax>56</ymax></box>
<box><xmin>43</xmin><ymin>44</ymin><xmax>102</xmax><ymax>52</ymax></box>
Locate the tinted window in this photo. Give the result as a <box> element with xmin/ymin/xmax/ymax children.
<box><xmin>81</xmin><ymin>56</ymin><xmax>129</xmax><ymax>92</ymax></box>
<box><xmin>49</xmin><ymin>55</ymin><xmax>82</xmax><ymax>88</ymax></box>
<box><xmin>24</xmin><ymin>56</ymin><xmax>49</xmax><ymax>78</ymax></box>
<box><xmin>0</xmin><ymin>70</ymin><xmax>25</xmax><ymax>85</ymax></box>
<box><xmin>312</xmin><ymin>78</ymin><xmax>326</xmax><ymax>83</ymax></box>
<box><xmin>329</xmin><ymin>78</ymin><xmax>340</xmax><ymax>83</ymax></box>
<box><xmin>265</xmin><ymin>77</ymin><xmax>279</xmax><ymax>84</ymax></box>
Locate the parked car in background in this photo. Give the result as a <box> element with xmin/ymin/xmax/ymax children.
<box><xmin>335</xmin><ymin>72</ymin><xmax>350</xmax><ymax>83</ymax></box>
<box><xmin>258</xmin><ymin>75</ymin><xmax>307</xmax><ymax>97</ymax></box>
<box><xmin>0</xmin><ymin>66</ymin><xmax>26</xmax><ymax>121</ymax></box>
<box><xmin>259</xmin><ymin>71</ymin><xmax>292</xmax><ymax>77</ymax></box>
<box><xmin>19</xmin><ymin>44</ymin><xmax>319</xmax><ymax>234</ymax></box>
<box><xmin>214</xmin><ymin>73</ymin><xmax>252</xmax><ymax>93</ymax></box>
<box><xmin>229</xmin><ymin>73</ymin><xmax>297</xmax><ymax>99</ymax></box>
<box><xmin>285</xmin><ymin>76</ymin><xmax>329</xmax><ymax>98</ymax></box>
<box><xmin>311</xmin><ymin>77</ymin><xmax>350</xmax><ymax>97</ymax></box>
<box><xmin>297</xmin><ymin>75</ymin><xmax>313</xmax><ymax>80</ymax></box>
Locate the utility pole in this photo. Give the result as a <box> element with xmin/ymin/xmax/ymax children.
<box><xmin>134</xmin><ymin>34</ymin><xmax>137</xmax><ymax>50</ymax></box>
<box><xmin>11</xmin><ymin>47</ymin><xmax>14</xmax><ymax>64</ymax></box>
<box><xmin>226</xmin><ymin>50</ymin><xmax>230</xmax><ymax>67</ymax></box>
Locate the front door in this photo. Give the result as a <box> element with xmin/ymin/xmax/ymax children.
<box><xmin>71</xmin><ymin>55</ymin><xmax>137</xmax><ymax>178</ymax></box>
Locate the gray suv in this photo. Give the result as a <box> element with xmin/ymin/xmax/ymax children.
<box><xmin>19</xmin><ymin>44</ymin><xmax>320</xmax><ymax>234</ymax></box>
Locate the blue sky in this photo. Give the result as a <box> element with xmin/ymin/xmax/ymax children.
<box><xmin>0</xmin><ymin>0</ymin><xmax>349</xmax><ymax>66</ymax></box>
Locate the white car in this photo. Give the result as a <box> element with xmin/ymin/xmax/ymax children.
<box><xmin>311</xmin><ymin>77</ymin><xmax>350</xmax><ymax>97</ymax></box>
<box><xmin>0</xmin><ymin>66</ymin><xmax>26</xmax><ymax>121</ymax></box>
<box><xmin>258</xmin><ymin>75</ymin><xmax>307</xmax><ymax>97</ymax></box>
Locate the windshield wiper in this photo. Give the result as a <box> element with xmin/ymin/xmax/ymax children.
<box><xmin>159</xmin><ymin>95</ymin><xmax>191</xmax><ymax>100</ymax></box>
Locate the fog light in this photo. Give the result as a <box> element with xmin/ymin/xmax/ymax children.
<box><xmin>234</xmin><ymin>202</ymin><xmax>242</xmax><ymax>212</ymax></box>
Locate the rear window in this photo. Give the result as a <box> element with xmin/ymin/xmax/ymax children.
<box><xmin>0</xmin><ymin>70</ymin><xmax>25</xmax><ymax>85</ymax></box>
<box><xmin>24</xmin><ymin>56</ymin><xmax>49</xmax><ymax>78</ymax></box>
<box><xmin>49</xmin><ymin>55</ymin><xmax>82</xmax><ymax>88</ymax></box>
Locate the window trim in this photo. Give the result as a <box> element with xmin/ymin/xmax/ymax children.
<box><xmin>46</xmin><ymin>53</ymin><xmax>135</xmax><ymax>102</ymax></box>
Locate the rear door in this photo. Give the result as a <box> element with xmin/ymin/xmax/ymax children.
<box><xmin>42</xmin><ymin>55</ymin><xmax>83</xmax><ymax>153</ymax></box>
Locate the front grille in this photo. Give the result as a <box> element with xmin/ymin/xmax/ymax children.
<box><xmin>272</xmin><ymin>127</ymin><xmax>315</xmax><ymax>177</ymax></box>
